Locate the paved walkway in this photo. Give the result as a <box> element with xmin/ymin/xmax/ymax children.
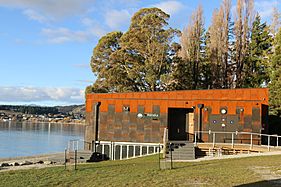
<box><xmin>172</xmin><ymin>151</ymin><xmax>281</xmax><ymax>162</ymax></box>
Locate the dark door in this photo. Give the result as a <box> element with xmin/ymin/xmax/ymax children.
<box><xmin>168</xmin><ymin>108</ymin><xmax>192</xmax><ymax>141</ymax></box>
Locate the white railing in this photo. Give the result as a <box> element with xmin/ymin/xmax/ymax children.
<box><xmin>67</xmin><ymin>139</ymin><xmax>85</xmax><ymax>151</ymax></box>
<box><xmin>94</xmin><ymin>141</ymin><xmax>163</xmax><ymax>160</ymax></box>
<box><xmin>194</xmin><ymin>131</ymin><xmax>281</xmax><ymax>151</ymax></box>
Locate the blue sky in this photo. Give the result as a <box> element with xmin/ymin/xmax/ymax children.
<box><xmin>0</xmin><ymin>0</ymin><xmax>279</xmax><ymax>106</ymax></box>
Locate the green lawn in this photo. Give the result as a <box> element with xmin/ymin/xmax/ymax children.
<box><xmin>1</xmin><ymin>154</ymin><xmax>281</xmax><ymax>187</ymax></box>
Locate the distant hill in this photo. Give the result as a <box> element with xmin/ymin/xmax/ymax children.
<box><xmin>0</xmin><ymin>104</ymin><xmax>85</xmax><ymax>116</ymax></box>
<box><xmin>56</xmin><ymin>105</ymin><xmax>85</xmax><ymax>115</ymax></box>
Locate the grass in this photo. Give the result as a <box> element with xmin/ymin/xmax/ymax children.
<box><xmin>1</xmin><ymin>154</ymin><xmax>281</xmax><ymax>187</ymax></box>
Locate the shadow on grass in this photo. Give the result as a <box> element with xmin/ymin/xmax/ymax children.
<box><xmin>234</xmin><ymin>178</ymin><xmax>281</xmax><ymax>187</ymax></box>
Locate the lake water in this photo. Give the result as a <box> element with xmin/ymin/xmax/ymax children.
<box><xmin>0</xmin><ymin>121</ymin><xmax>85</xmax><ymax>158</ymax></box>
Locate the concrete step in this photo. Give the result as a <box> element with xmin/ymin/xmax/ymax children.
<box><xmin>166</xmin><ymin>142</ymin><xmax>195</xmax><ymax>160</ymax></box>
<box><xmin>172</xmin><ymin>151</ymin><xmax>195</xmax><ymax>155</ymax></box>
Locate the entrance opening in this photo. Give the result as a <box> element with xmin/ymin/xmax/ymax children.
<box><xmin>168</xmin><ymin>108</ymin><xmax>194</xmax><ymax>141</ymax></box>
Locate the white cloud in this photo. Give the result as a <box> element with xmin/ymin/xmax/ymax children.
<box><xmin>255</xmin><ymin>0</ymin><xmax>279</xmax><ymax>18</ymax></box>
<box><xmin>76</xmin><ymin>80</ymin><xmax>94</xmax><ymax>83</ymax></box>
<box><xmin>0</xmin><ymin>0</ymin><xmax>93</xmax><ymax>22</ymax></box>
<box><xmin>73</xmin><ymin>63</ymin><xmax>90</xmax><ymax>69</ymax></box>
<box><xmin>153</xmin><ymin>0</ymin><xmax>183</xmax><ymax>15</ymax></box>
<box><xmin>41</xmin><ymin>23</ymin><xmax>106</xmax><ymax>44</ymax></box>
<box><xmin>42</xmin><ymin>28</ymin><xmax>90</xmax><ymax>44</ymax></box>
<box><xmin>82</xmin><ymin>17</ymin><xmax>96</xmax><ymax>27</ymax></box>
<box><xmin>81</xmin><ymin>17</ymin><xmax>107</xmax><ymax>38</ymax></box>
<box><xmin>0</xmin><ymin>86</ymin><xmax>84</xmax><ymax>104</ymax></box>
<box><xmin>23</xmin><ymin>9</ymin><xmax>48</xmax><ymax>23</ymax></box>
<box><xmin>105</xmin><ymin>9</ymin><xmax>131</xmax><ymax>29</ymax></box>
<box><xmin>39</xmin><ymin>16</ymin><xmax>107</xmax><ymax>44</ymax></box>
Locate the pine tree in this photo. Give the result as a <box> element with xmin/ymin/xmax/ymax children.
<box><xmin>243</xmin><ymin>14</ymin><xmax>272</xmax><ymax>88</ymax></box>
<box><xmin>269</xmin><ymin>28</ymin><xmax>281</xmax><ymax>116</ymax></box>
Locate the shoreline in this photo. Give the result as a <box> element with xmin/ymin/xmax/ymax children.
<box><xmin>0</xmin><ymin>120</ymin><xmax>86</xmax><ymax>125</ymax></box>
<box><xmin>0</xmin><ymin>151</ymin><xmax>92</xmax><ymax>172</ymax></box>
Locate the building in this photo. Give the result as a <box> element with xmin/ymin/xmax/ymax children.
<box><xmin>85</xmin><ymin>88</ymin><xmax>268</xmax><ymax>150</ymax></box>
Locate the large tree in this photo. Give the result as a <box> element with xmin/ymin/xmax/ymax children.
<box><xmin>269</xmin><ymin>28</ymin><xmax>281</xmax><ymax>116</ymax></box>
<box><xmin>271</xmin><ymin>7</ymin><xmax>281</xmax><ymax>35</ymax></box>
<box><xmin>233</xmin><ymin>0</ymin><xmax>254</xmax><ymax>88</ymax></box>
<box><xmin>119</xmin><ymin>8</ymin><xmax>180</xmax><ymax>91</ymax></box>
<box><xmin>206</xmin><ymin>0</ymin><xmax>231</xmax><ymax>88</ymax></box>
<box><xmin>90</xmin><ymin>31</ymin><xmax>123</xmax><ymax>92</ymax></box>
<box><xmin>243</xmin><ymin>14</ymin><xmax>272</xmax><ymax>88</ymax></box>
<box><xmin>90</xmin><ymin>8</ymin><xmax>180</xmax><ymax>93</ymax></box>
<box><xmin>179</xmin><ymin>5</ymin><xmax>205</xmax><ymax>90</ymax></box>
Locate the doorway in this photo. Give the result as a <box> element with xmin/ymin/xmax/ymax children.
<box><xmin>168</xmin><ymin>108</ymin><xmax>194</xmax><ymax>141</ymax></box>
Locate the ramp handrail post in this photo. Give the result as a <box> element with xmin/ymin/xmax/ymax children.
<box><xmin>127</xmin><ymin>145</ymin><xmax>129</xmax><ymax>159</ymax></box>
<box><xmin>194</xmin><ymin>132</ymin><xmax>197</xmax><ymax>145</ymax></box>
<box><xmin>133</xmin><ymin>145</ymin><xmax>136</xmax><ymax>157</ymax></box>
<box><xmin>113</xmin><ymin>142</ymin><xmax>115</xmax><ymax>160</ymax></box>
<box><xmin>169</xmin><ymin>143</ymin><xmax>173</xmax><ymax>169</ymax></box>
<box><xmin>231</xmin><ymin>133</ymin><xmax>234</xmax><ymax>148</ymax></box>
<box><xmin>64</xmin><ymin>148</ymin><xmax>67</xmax><ymax>170</ymax></box>
<box><xmin>74</xmin><ymin>149</ymin><xmax>77</xmax><ymax>170</ymax></box>
<box><xmin>268</xmin><ymin>135</ymin><xmax>270</xmax><ymax>151</ymax></box>
<box><xmin>120</xmin><ymin>145</ymin><xmax>123</xmax><ymax>160</ymax></box>
<box><xmin>158</xmin><ymin>144</ymin><xmax>161</xmax><ymax>170</ymax></box>
<box><xmin>250</xmin><ymin>134</ymin><xmax>253</xmax><ymax>150</ymax></box>
<box><xmin>212</xmin><ymin>133</ymin><xmax>216</xmax><ymax>148</ymax></box>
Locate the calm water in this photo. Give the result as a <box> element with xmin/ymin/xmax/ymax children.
<box><xmin>0</xmin><ymin>121</ymin><xmax>85</xmax><ymax>158</ymax></box>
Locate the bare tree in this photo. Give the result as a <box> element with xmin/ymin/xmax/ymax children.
<box><xmin>208</xmin><ymin>0</ymin><xmax>231</xmax><ymax>88</ymax></box>
<box><xmin>180</xmin><ymin>5</ymin><xmax>205</xmax><ymax>89</ymax></box>
<box><xmin>271</xmin><ymin>7</ymin><xmax>281</xmax><ymax>35</ymax></box>
<box><xmin>233</xmin><ymin>0</ymin><xmax>254</xmax><ymax>88</ymax></box>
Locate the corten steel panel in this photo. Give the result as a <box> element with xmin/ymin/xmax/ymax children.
<box><xmin>252</xmin><ymin>107</ymin><xmax>261</xmax><ymax>133</ymax></box>
<box><xmin>252</xmin><ymin>108</ymin><xmax>261</xmax><ymax>122</ymax></box>
<box><xmin>129</xmin><ymin>101</ymin><xmax>137</xmax><ymax>113</ymax></box>
<box><xmin>244</xmin><ymin>116</ymin><xmax>252</xmax><ymax>130</ymax></box>
<box><xmin>153</xmin><ymin>105</ymin><xmax>160</xmax><ymax>114</ymax></box>
<box><xmin>262</xmin><ymin>105</ymin><xmax>269</xmax><ymax>134</ymax></box>
<box><xmin>115</xmin><ymin>100</ymin><xmax>122</xmax><ymax>113</ymax></box>
<box><xmin>160</xmin><ymin>101</ymin><xmax>168</xmax><ymax>113</ymax></box>
<box><xmin>203</xmin><ymin>108</ymin><xmax>209</xmax><ymax>123</ymax></box>
<box><xmin>99</xmin><ymin>101</ymin><xmax>107</xmax><ymax>112</ymax></box>
<box><xmin>211</xmin><ymin>102</ymin><xmax>220</xmax><ymax>115</ymax></box>
<box><xmin>145</xmin><ymin>102</ymin><xmax>153</xmax><ymax>113</ymax></box>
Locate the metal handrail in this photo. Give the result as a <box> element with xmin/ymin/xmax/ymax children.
<box><xmin>95</xmin><ymin>141</ymin><xmax>163</xmax><ymax>146</ymax></box>
<box><xmin>194</xmin><ymin>130</ymin><xmax>281</xmax><ymax>151</ymax></box>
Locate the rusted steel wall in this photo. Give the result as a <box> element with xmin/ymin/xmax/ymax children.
<box><xmin>85</xmin><ymin>88</ymin><xmax>268</xmax><ymax>146</ymax></box>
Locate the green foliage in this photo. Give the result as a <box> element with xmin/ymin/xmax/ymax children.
<box><xmin>90</xmin><ymin>8</ymin><xmax>180</xmax><ymax>92</ymax></box>
<box><xmin>269</xmin><ymin>28</ymin><xmax>281</xmax><ymax>116</ymax></box>
<box><xmin>90</xmin><ymin>31</ymin><xmax>123</xmax><ymax>92</ymax></box>
<box><xmin>243</xmin><ymin>14</ymin><xmax>272</xmax><ymax>88</ymax></box>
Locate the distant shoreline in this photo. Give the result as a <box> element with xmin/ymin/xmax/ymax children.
<box><xmin>0</xmin><ymin>120</ymin><xmax>86</xmax><ymax>125</ymax></box>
